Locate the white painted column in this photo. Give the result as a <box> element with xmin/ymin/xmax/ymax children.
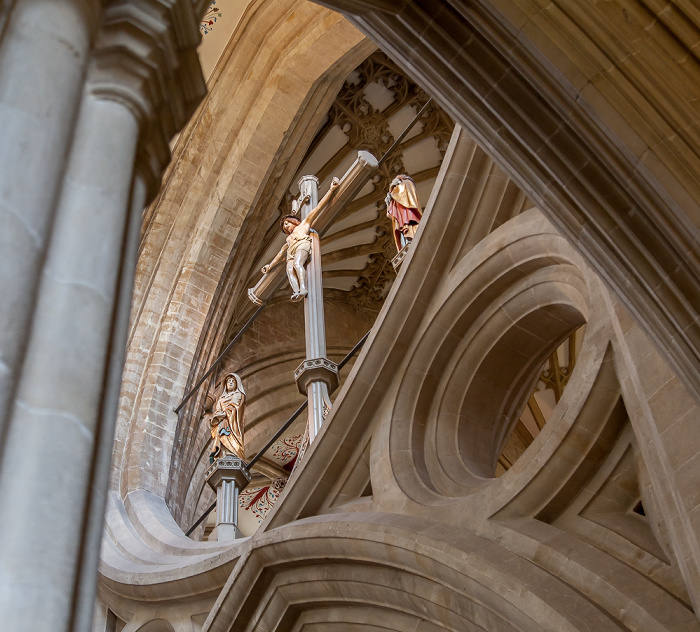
<box><xmin>298</xmin><ymin>176</ymin><xmax>337</xmax><ymax>442</ymax></box>
<box><xmin>300</xmin><ymin>175</ymin><xmax>325</xmax><ymax>361</ymax></box>
<box><xmin>217</xmin><ymin>479</ymin><xmax>241</xmax><ymax>540</ymax></box>
<box><xmin>0</xmin><ymin>0</ymin><xmax>98</xmax><ymax>433</ymax></box>
<box><xmin>205</xmin><ymin>457</ymin><xmax>250</xmax><ymax>541</ymax></box>
<box><xmin>0</xmin><ymin>88</ymin><xmax>141</xmax><ymax>632</ymax></box>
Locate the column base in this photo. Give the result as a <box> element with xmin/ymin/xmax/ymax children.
<box><xmin>212</xmin><ymin>523</ymin><xmax>243</xmax><ymax>542</ymax></box>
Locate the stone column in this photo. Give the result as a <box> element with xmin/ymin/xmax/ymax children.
<box><xmin>206</xmin><ymin>457</ymin><xmax>251</xmax><ymax>541</ymax></box>
<box><xmin>72</xmin><ymin>171</ymin><xmax>149</xmax><ymax>632</ymax></box>
<box><xmin>0</xmin><ymin>86</ymin><xmax>141</xmax><ymax>632</ymax></box>
<box><xmin>0</xmin><ymin>3</ymin><xmax>206</xmax><ymax>631</ymax></box>
<box><xmin>0</xmin><ymin>0</ymin><xmax>99</xmax><ymax>435</ymax></box>
<box><xmin>296</xmin><ymin>176</ymin><xmax>339</xmax><ymax>442</ymax></box>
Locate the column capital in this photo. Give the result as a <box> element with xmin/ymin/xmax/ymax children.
<box><xmin>294</xmin><ymin>357</ymin><xmax>339</xmax><ymax>395</ymax></box>
<box><xmin>298</xmin><ymin>174</ymin><xmax>320</xmax><ymax>189</ymax></box>
<box><xmin>88</xmin><ymin>0</ymin><xmax>206</xmax><ymax>201</ymax></box>
<box><xmin>205</xmin><ymin>457</ymin><xmax>251</xmax><ymax>491</ymax></box>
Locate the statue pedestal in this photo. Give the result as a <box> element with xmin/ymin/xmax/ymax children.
<box><xmin>391</xmin><ymin>242</ymin><xmax>411</xmax><ymax>271</ymax></box>
<box><xmin>205</xmin><ymin>457</ymin><xmax>251</xmax><ymax>541</ymax></box>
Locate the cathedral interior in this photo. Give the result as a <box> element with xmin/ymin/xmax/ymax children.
<box><xmin>1</xmin><ymin>1</ymin><xmax>700</xmax><ymax>631</ymax></box>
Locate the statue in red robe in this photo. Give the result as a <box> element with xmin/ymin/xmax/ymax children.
<box><xmin>385</xmin><ymin>174</ymin><xmax>422</xmax><ymax>252</ymax></box>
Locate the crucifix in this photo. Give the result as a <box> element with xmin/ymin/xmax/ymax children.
<box><xmin>248</xmin><ymin>150</ymin><xmax>378</xmax><ymax>442</ymax></box>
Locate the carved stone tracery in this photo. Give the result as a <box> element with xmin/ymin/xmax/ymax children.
<box><xmin>269</xmin><ymin>51</ymin><xmax>454</xmax><ymax>311</ymax></box>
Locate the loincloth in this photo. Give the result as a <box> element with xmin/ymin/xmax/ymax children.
<box><xmin>287</xmin><ymin>235</ymin><xmax>312</xmax><ymax>259</ymax></box>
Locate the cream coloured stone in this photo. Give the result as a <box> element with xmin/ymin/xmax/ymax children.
<box><xmin>1</xmin><ymin>1</ymin><xmax>700</xmax><ymax>631</ymax></box>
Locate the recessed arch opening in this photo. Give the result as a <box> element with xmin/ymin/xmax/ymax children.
<box><xmin>389</xmin><ymin>217</ymin><xmax>590</xmax><ymax>503</ymax></box>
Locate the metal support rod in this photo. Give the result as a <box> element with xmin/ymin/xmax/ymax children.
<box><xmin>377</xmin><ymin>98</ymin><xmax>433</xmax><ymax>168</ymax></box>
<box><xmin>184</xmin><ymin>330</ymin><xmax>371</xmax><ymax>537</ymax></box>
<box><xmin>175</xmin><ymin>304</ymin><xmax>266</xmax><ymax>413</ymax></box>
<box><xmin>337</xmin><ymin>330</ymin><xmax>370</xmax><ymax>370</ymax></box>
<box><xmin>185</xmin><ymin>501</ymin><xmax>216</xmax><ymax>537</ymax></box>
<box><xmin>247</xmin><ymin>400</ymin><xmax>308</xmax><ymax>470</ymax></box>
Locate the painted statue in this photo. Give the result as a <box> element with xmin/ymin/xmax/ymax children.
<box><xmin>210</xmin><ymin>372</ymin><xmax>246</xmax><ymax>461</ymax></box>
<box><xmin>385</xmin><ymin>174</ymin><xmax>422</xmax><ymax>252</ymax></box>
<box><xmin>261</xmin><ymin>177</ymin><xmax>340</xmax><ymax>301</ymax></box>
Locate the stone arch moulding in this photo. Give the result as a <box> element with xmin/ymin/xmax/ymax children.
<box><xmin>313</xmin><ymin>0</ymin><xmax>700</xmax><ymax>406</ymax></box>
<box><xmin>132</xmin><ymin>620</ymin><xmax>176</xmax><ymax>632</ymax></box>
<box><xmin>388</xmin><ymin>209</ymin><xmax>589</xmax><ymax>502</ymax></box>
<box><xmin>203</xmin><ymin>515</ymin><xmax>650</xmax><ymax>632</ymax></box>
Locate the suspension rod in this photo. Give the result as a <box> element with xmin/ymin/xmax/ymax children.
<box><xmin>175</xmin><ymin>304</ymin><xmax>266</xmax><ymax>413</ymax></box>
<box><xmin>377</xmin><ymin>98</ymin><xmax>433</xmax><ymax>168</ymax></box>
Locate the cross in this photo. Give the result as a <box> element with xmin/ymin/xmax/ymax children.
<box><xmin>248</xmin><ymin>150</ymin><xmax>378</xmax><ymax>442</ymax></box>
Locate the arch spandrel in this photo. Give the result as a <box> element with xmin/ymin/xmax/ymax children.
<box><xmin>386</xmin><ymin>215</ymin><xmax>590</xmax><ymax>498</ymax></box>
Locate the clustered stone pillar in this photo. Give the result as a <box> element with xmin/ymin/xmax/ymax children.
<box><xmin>295</xmin><ymin>175</ymin><xmax>339</xmax><ymax>442</ymax></box>
<box><xmin>0</xmin><ymin>2</ymin><xmax>206</xmax><ymax>631</ymax></box>
<box><xmin>0</xmin><ymin>86</ymin><xmax>142</xmax><ymax>632</ymax></box>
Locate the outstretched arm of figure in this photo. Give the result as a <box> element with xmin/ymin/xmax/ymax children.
<box><xmin>261</xmin><ymin>246</ymin><xmax>287</xmax><ymax>274</ymax></box>
<box><xmin>302</xmin><ymin>177</ymin><xmax>341</xmax><ymax>228</ymax></box>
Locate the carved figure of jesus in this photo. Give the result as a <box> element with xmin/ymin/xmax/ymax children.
<box><xmin>210</xmin><ymin>373</ymin><xmax>246</xmax><ymax>461</ymax></box>
<box><xmin>261</xmin><ymin>177</ymin><xmax>341</xmax><ymax>301</ymax></box>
